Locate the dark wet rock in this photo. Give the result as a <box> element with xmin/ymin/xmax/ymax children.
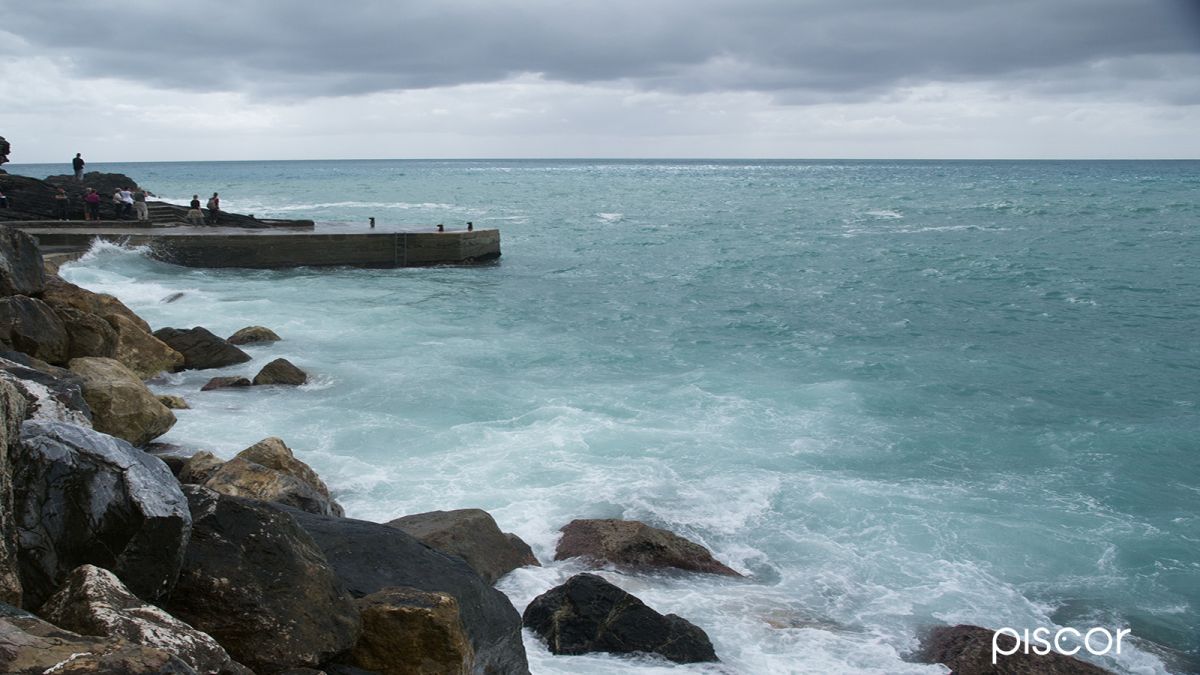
<box><xmin>107</xmin><ymin>313</ymin><xmax>185</xmax><ymax>378</ymax></box>
<box><xmin>344</xmin><ymin>586</ymin><xmax>474</xmax><ymax>675</ymax></box>
<box><xmin>0</xmin><ymin>226</ymin><xmax>44</xmax><ymax>297</ymax></box>
<box><xmin>201</xmin><ymin>376</ymin><xmax>252</xmax><ymax>391</ymax></box>
<box><xmin>253</xmin><ymin>357</ymin><xmax>308</xmax><ymax>386</ymax></box>
<box><xmin>159</xmin><ymin>394</ymin><xmax>190</xmax><ymax>409</ymax></box>
<box><xmin>555</xmin><ymin>518</ymin><xmax>742</xmax><ymax>577</ymax></box>
<box><xmin>154</xmin><ymin>327</ymin><xmax>251</xmax><ymax>371</ymax></box>
<box><xmin>0</xmin><ymin>295</ymin><xmax>69</xmax><ymax>365</ymax></box>
<box><xmin>916</xmin><ymin>624</ymin><xmax>1113</xmax><ymax>675</ymax></box>
<box><xmin>38</xmin><ymin>564</ymin><xmax>239</xmax><ymax>675</ymax></box>
<box><xmin>387</xmin><ymin>509</ymin><xmax>540</xmax><ymax>585</ymax></box>
<box><xmin>0</xmin><ymin>381</ymin><xmax>26</xmax><ymax>606</ymax></box>
<box><xmin>178</xmin><ymin>450</ymin><xmax>224</xmax><ymax>485</ymax></box>
<box><xmin>162</xmin><ymin>291</ymin><xmax>186</xmax><ymax>303</ymax></box>
<box><xmin>523</xmin><ymin>572</ymin><xmax>718</xmax><ymax>663</ymax></box>
<box><xmin>69</xmin><ymin>356</ymin><xmax>175</xmax><ymax>446</ymax></box>
<box><xmin>164</xmin><ymin>486</ymin><xmax>360</xmax><ymax>673</ymax></box>
<box><xmin>283</xmin><ymin>507</ymin><xmax>530</xmax><ymax>675</ymax></box>
<box><xmin>227</xmin><ymin>325</ymin><xmax>281</xmax><ymax>345</ymax></box>
<box><xmin>54</xmin><ymin>306</ymin><xmax>118</xmax><ymax>359</ymax></box>
<box><xmin>204</xmin><ymin>456</ymin><xmax>341</xmax><ymax>517</ymax></box>
<box><xmin>0</xmin><ymin>353</ymin><xmax>92</xmax><ymax>425</ymax></box>
<box><xmin>0</xmin><ymin>602</ymin><xmax>197</xmax><ymax>674</ymax></box>
<box><xmin>13</xmin><ymin>420</ymin><xmax>191</xmax><ymax>609</ymax></box>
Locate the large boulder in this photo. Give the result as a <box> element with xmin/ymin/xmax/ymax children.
<box><xmin>106</xmin><ymin>313</ymin><xmax>185</xmax><ymax>378</ymax></box>
<box><xmin>203</xmin><ymin>456</ymin><xmax>341</xmax><ymax>517</ymax></box>
<box><xmin>344</xmin><ymin>587</ymin><xmax>474</xmax><ymax>675</ymax></box>
<box><xmin>253</xmin><ymin>357</ymin><xmax>308</xmax><ymax>386</ymax></box>
<box><xmin>555</xmin><ymin>519</ymin><xmax>742</xmax><ymax>577</ymax></box>
<box><xmin>0</xmin><ymin>227</ymin><xmax>44</xmax><ymax>297</ymax></box>
<box><xmin>0</xmin><ymin>602</ymin><xmax>196</xmax><ymax>674</ymax></box>
<box><xmin>522</xmin><ymin>573</ymin><xmax>718</xmax><ymax>664</ymax></box>
<box><xmin>916</xmin><ymin>624</ymin><xmax>1113</xmax><ymax>675</ymax></box>
<box><xmin>153</xmin><ymin>327</ymin><xmax>251</xmax><ymax>371</ymax></box>
<box><xmin>283</xmin><ymin>508</ymin><xmax>530</xmax><ymax>675</ymax></box>
<box><xmin>40</xmin><ymin>274</ymin><xmax>151</xmax><ymax>333</ymax></box>
<box><xmin>38</xmin><ymin>565</ymin><xmax>240</xmax><ymax>675</ymax></box>
<box><xmin>387</xmin><ymin>509</ymin><xmax>539</xmax><ymax>585</ymax></box>
<box><xmin>0</xmin><ymin>295</ymin><xmax>69</xmax><ymax>365</ymax></box>
<box><xmin>227</xmin><ymin>325</ymin><xmax>281</xmax><ymax>345</ymax></box>
<box><xmin>0</xmin><ymin>354</ymin><xmax>92</xmax><ymax>425</ymax></box>
<box><xmin>235</xmin><ymin>437</ymin><xmax>341</xmax><ymax>514</ymax></box>
<box><xmin>13</xmin><ymin>421</ymin><xmax>192</xmax><ymax>609</ymax></box>
<box><xmin>164</xmin><ymin>486</ymin><xmax>360</xmax><ymax>674</ymax></box>
<box><xmin>0</xmin><ymin>381</ymin><xmax>26</xmax><ymax>606</ymax></box>
<box><xmin>54</xmin><ymin>306</ymin><xmax>118</xmax><ymax>359</ymax></box>
<box><xmin>69</xmin><ymin>356</ymin><xmax>175</xmax><ymax>446</ymax></box>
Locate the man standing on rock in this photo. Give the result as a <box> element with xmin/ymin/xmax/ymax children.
<box><xmin>206</xmin><ymin>192</ymin><xmax>220</xmax><ymax>225</ymax></box>
<box><xmin>72</xmin><ymin>153</ymin><xmax>85</xmax><ymax>180</ymax></box>
<box><xmin>134</xmin><ymin>188</ymin><xmax>148</xmax><ymax>221</ymax></box>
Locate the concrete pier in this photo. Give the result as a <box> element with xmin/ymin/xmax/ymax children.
<box><xmin>10</xmin><ymin>223</ymin><xmax>501</xmax><ymax>269</ymax></box>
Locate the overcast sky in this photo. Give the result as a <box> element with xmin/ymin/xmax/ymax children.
<box><xmin>2</xmin><ymin>0</ymin><xmax>1198</xmax><ymax>162</ymax></box>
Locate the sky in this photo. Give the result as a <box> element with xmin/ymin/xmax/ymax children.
<box><xmin>2</xmin><ymin>0</ymin><xmax>1199</xmax><ymax>162</ymax></box>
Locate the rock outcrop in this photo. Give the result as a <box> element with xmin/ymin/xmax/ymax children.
<box><xmin>0</xmin><ymin>295</ymin><xmax>69</xmax><ymax>364</ymax></box>
<box><xmin>284</xmin><ymin>507</ymin><xmax>530</xmax><ymax>675</ymax></box>
<box><xmin>0</xmin><ymin>381</ymin><xmax>25</xmax><ymax>606</ymax></box>
<box><xmin>344</xmin><ymin>587</ymin><xmax>474</xmax><ymax>675</ymax></box>
<box><xmin>916</xmin><ymin>624</ymin><xmax>1114</xmax><ymax>675</ymax></box>
<box><xmin>555</xmin><ymin>518</ymin><xmax>742</xmax><ymax>577</ymax></box>
<box><xmin>153</xmin><ymin>327</ymin><xmax>251</xmax><ymax>371</ymax></box>
<box><xmin>387</xmin><ymin>509</ymin><xmax>539</xmax><ymax>585</ymax></box>
<box><xmin>253</xmin><ymin>357</ymin><xmax>308</xmax><ymax>386</ymax></box>
<box><xmin>165</xmin><ymin>486</ymin><xmax>360</xmax><ymax>674</ymax></box>
<box><xmin>69</xmin><ymin>356</ymin><xmax>175</xmax><ymax>446</ymax></box>
<box><xmin>522</xmin><ymin>573</ymin><xmax>718</xmax><ymax>664</ymax></box>
<box><xmin>38</xmin><ymin>565</ymin><xmax>241</xmax><ymax>675</ymax></box>
<box><xmin>0</xmin><ymin>227</ymin><xmax>44</xmax><ymax>296</ymax></box>
<box><xmin>227</xmin><ymin>325</ymin><xmax>281</xmax><ymax>345</ymax></box>
<box><xmin>13</xmin><ymin>421</ymin><xmax>191</xmax><ymax>609</ymax></box>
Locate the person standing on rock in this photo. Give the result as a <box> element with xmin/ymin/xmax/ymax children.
<box><xmin>134</xmin><ymin>188</ymin><xmax>148</xmax><ymax>221</ymax></box>
<box><xmin>54</xmin><ymin>187</ymin><xmax>69</xmax><ymax>220</ymax></box>
<box><xmin>111</xmin><ymin>189</ymin><xmax>124</xmax><ymax>219</ymax></box>
<box><xmin>120</xmin><ymin>187</ymin><xmax>134</xmax><ymax>219</ymax></box>
<box><xmin>206</xmin><ymin>192</ymin><xmax>220</xmax><ymax>225</ymax></box>
<box><xmin>84</xmin><ymin>188</ymin><xmax>100</xmax><ymax>220</ymax></box>
<box><xmin>187</xmin><ymin>194</ymin><xmax>205</xmax><ymax>225</ymax></box>
<box><xmin>73</xmin><ymin>153</ymin><xmax>85</xmax><ymax>180</ymax></box>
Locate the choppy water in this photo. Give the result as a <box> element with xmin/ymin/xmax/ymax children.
<box><xmin>11</xmin><ymin>159</ymin><xmax>1200</xmax><ymax>674</ymax></box>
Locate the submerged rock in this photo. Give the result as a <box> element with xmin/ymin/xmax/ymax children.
<box><xmin>253</xmin><ymin>357</ymin><xmax>308</xmax><ymax>386</ymax></box>
<box><xmin>916</xmin><ymin>624</ymin><xmax>1114</xmax><ymax>675</ymax></box>
<box><xmin>13</xmin><ymin>420</ymin><xmax>191</xmax><ymax>609</ymax></box>
<box><xmin>227</xmin><ymin>325</ymin><xmax>281</xmax><ymax>345</ymax></box>
<box><xmin>201</xmin><ymin>376</ymin><xmax>252</xmax><ymax>391</ymax></box>
<box><xmin>344</xmin><ymin>587</ymin><xmax>474</xmax><ymax>675</ymax></box>
<box><xmin>555</xmin><ymin>518</ymin><xmax>742</xmax><ymax>577</ymax></box>
<box><xmin>69</xmin><ymin>356</ymin><xmax>176</xmax><ymax>446</ymax></box>
<box><xmin>159</xmin><ymin>394</ymin><xmax>190</xmax><ymax>409</ymax></box>
<box><xmin>165</xmin><ymin>486</ymin><xmax>359</xmax><ymax>673</ymax></box>
<box><xmin>154</xmin><ymin>327</ymin><xmax>250</xmax><ymax>371</ymax></box>
<box><xmin>387</xmin><ymin>508</ymin><xmax>539</xmax><ymax>585</ymax></box>
<box><xmin>523</xmin><ymin>573</ymin><xmax>718</xmax><ymax>664</ymax></box>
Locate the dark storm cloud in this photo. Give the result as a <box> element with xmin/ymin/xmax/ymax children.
<box><xmin>4</xmin><ymin>0</ymin><xmax>1198</xmax><ymax>101</ymax></box>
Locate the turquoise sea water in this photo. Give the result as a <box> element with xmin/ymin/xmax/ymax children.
<box><xmin>10</xmin><ymin>159</ymin><xmax>1199</xmax><ymax>673</ymax></box>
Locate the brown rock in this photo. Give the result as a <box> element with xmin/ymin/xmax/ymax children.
<box><xmin>54</xmin><ymin>306</ymin><xmax>118</xmax><ymax>359</ymax></box>
<box><xmin>387</xmin><ymin>509</ymin><xmax>540</xmax><ymax>585</ymax></box>
<box><xmin>204</xmin><ymin>452</ymin><xmax>342</xmax><ymax>517</ymax></box>
<box><xmin>68</xmin><ymin>356</ymin><xmax>176</xmax><ymax>446</ymax></box>
<box><xmin>106</xmin><ymin>313</ymin><xmax>185</xmax><ymax>378</ymax></box>
<box><xmin>347</xmin><ymin>587</ymin><xmax>474</xmax><ymax>675</ymax></box>
<box><xmin>178</xmin><ymin>451</ymin><xmax>224</xmax><ymax>485</ymax></box>
<box><xmin>236</xmin><ymin>436</ymin><xmax>337</xmax><ymax>507</ymax></box>
<box><xmin>555</xmin><ymin>519</ymin><xmax>742</xmax><ymax>577</ymax></box>
<box><xmin>0</xmin><ymin>380</ymin><xmax>26</xmax><ymax>606</ymax></box>
<box><xmin>40</xmin><ymin>274</ymin><xmax>151</xmax><ymax>333</ymax></box>
<box><xmin>227</xmin><ymin>325</ymin><xmax>281</xmax><ymax>345</ymax></box>
<box><xmin>253</xmin><ymin>357</ymin><xmax>308</xmax><ymax>386</ymax></box>
<box><xmin>200</xmin><ymin>376</ymin><xmax>252</xmax><ymax>391</ymax></box>
<box><xmin>917</xmin><ymin>624</ymin><xmax>1114</xmax><ymax>675</ymax></box>
<box><xmin>159</xmin><ymin>394</ymin><xmax>190</xmax><ymax>409</ymax></box>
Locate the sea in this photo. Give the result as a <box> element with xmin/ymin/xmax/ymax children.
<box><xmin>8</xmin><ymin>159</ymin><xmax>1199</xmax><ymax>674</ymax></box>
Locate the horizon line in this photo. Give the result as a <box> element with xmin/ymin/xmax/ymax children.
<box><xmin>7</xmin><ymin>156</ymin><xmax>1200</xmax><ymax>166</ymax></box>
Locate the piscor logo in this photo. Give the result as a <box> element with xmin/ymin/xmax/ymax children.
<box><xmin>992</xmin><ymin>627</ymin><xmax>1131</xmax><ymax>664</ymax></box>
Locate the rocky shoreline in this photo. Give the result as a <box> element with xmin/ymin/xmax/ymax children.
<box><xmin>2</xmin><ymin>218</ymin><xmax>1118</xmax><ymax>673</ymax></box>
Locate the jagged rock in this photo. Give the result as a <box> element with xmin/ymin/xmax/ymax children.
<box><xmin>203</xmin><ymin>457</ymin><xmax>340</xmax><ymax>516</ymax></box>
<box><xmin>38</xmin><ymin>565</ymin><xmax>239</xmax><ymax>675</ymax></box>
<box><xmin>0</xmin><ymin>381</ymin><xmax>26</xmax><ymax>606</ymax></box>
<box><xmin>387</xmin><ymin>509</ymin><xmax>540</xmax><ymax>585</ymax></box>
<box><xmin>159</xmin><ymin>394</ymin><xmax>190</xmax><ymax>409</ymax></box>
<box><xmin>54</xmin><ymin>306</ymin><xmax>118</xmax><ymax>359</ymax></box>
<box><xmin>555</xmin><ymin>519</ymin><xmax>742</xmax><ymax>577</ymax></box>
<box><xmin>235</xmin><ymin>436</ymin><xmax>341</xmax><ymax>514</ymax></box>
<box><xmin>107</xmin><ymin>313</ymin><xmax>185</xmax><ymax>378</ymax></box>
<box><xmin>0</xmin><ymin>602</ymin><xmax>197</xmax><ymax>674</ymax></box>
<box><xmin>253</xmin><ymin>357</ymin><xmax>308</xmax><ymax>386</ymax></box>
<box><xmin>201</xmin><ymin>376</ymin><xmax>252</xmax><ymax>391</ymax></box>
<box><xmin>164</xmin><ymin>486</ymin><xmax>360</xmax><ymax>673</ymax></box>
<box><xmin>0</xmin><ymin>227</ymin><xmax>44</xmax><ymax>296</ymax></box>
<box><xmin>0</xmin><ymin>295</ymin><xmax>69</xmax><ymax>364</ymax></box>
<box><xmin>69</xmin><ymin>356</ymin><xmax>175</xmax><ymax>446</ymax></box>
<box><xmin>178</xmin><ymin>451</ymin><xmax>224</xmax><ymax>485</ymax></box>
<box><xmin>13</xmin><ymin>421</ymin><xmax>191</xmax><ymax>609</ymax></box>
<box><xmin>344</xmin><ymin>587</ymin><xmax>474</xmax><ymax>675</ymax></box>
<box><xmin>0</xmin><ymin>354</ymin><xmax>92</xmax><ymax>425</ymax></box>
<box><xmin>283</xmin><ymin>507</ymin><xmax>530</xmax><ymax>675</ymax></box>
<box><xmin>227</xmin><ymin>325</ymin><xmax>281</xmax><ymax>345</ymax></box>
<box><xmin>153</xmin><ymin>327</ymin><xmax>251</xmax><ymax>371</ymax></box>
<box><xmin>523</xmin><ymin>573</ymin><xmax>718</xmax><ymax>664</ymax></box>
<box><xmin>916</xmin><ymin>624</ymin><xmax>1114</xmax><ymax>675</ymax></box>
<box><xmin>40</xmin><ymin>274</ymin><xmax>151</xmax><ymax>333</ymax></box>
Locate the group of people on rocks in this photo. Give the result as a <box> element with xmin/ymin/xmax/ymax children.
<box><xmin>66</xmin><ymin>152</ymin><xmax>222</xmax><ymax>224</ymax></box>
